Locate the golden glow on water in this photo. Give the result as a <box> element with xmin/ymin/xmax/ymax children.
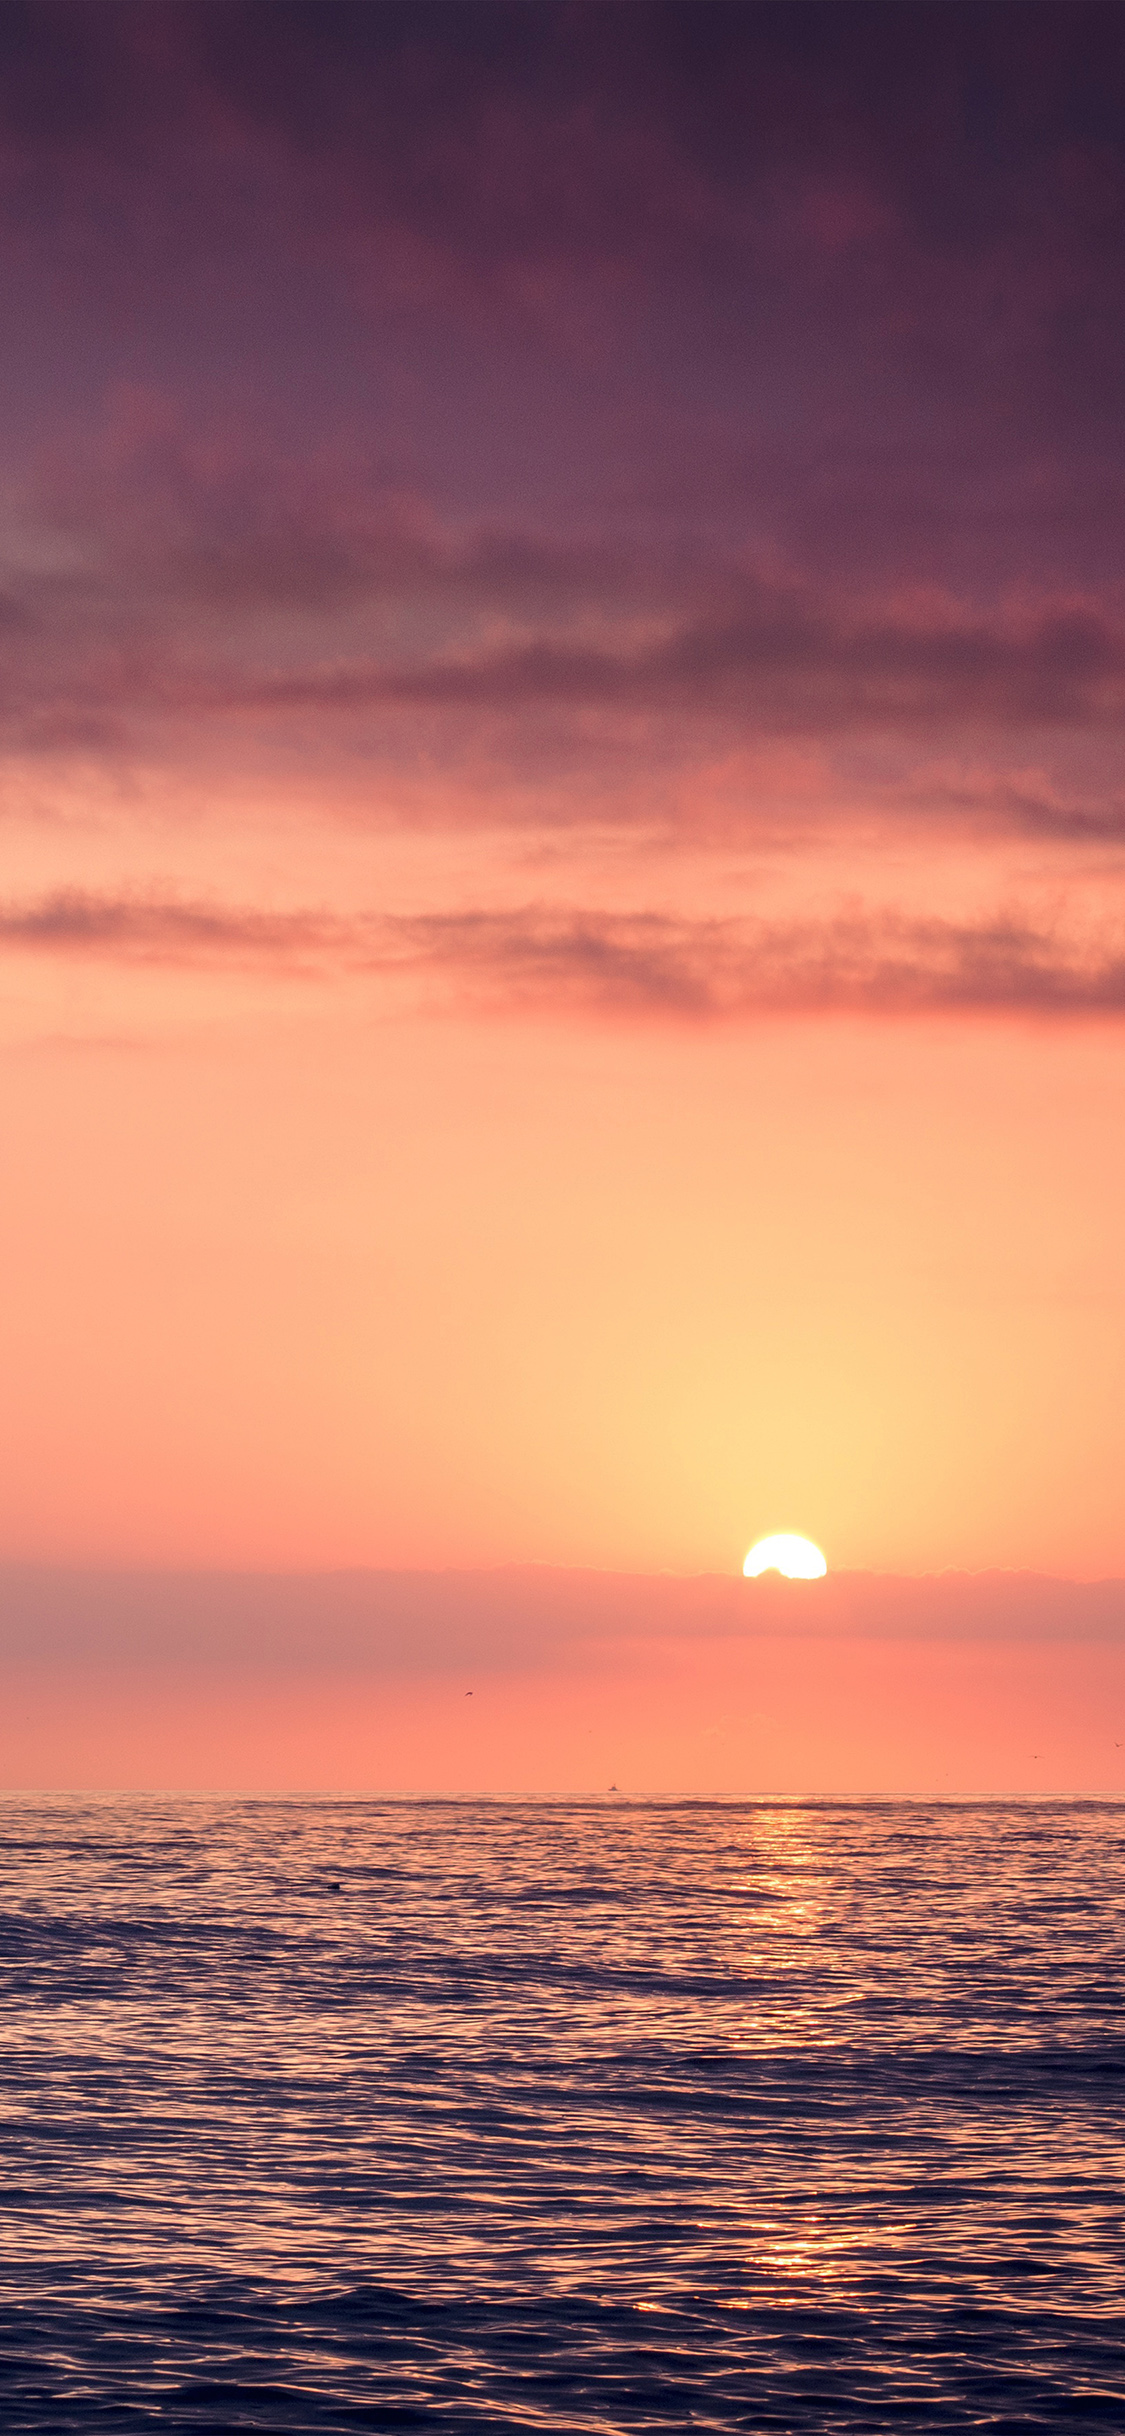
<box><xmin>0</xmin><ymin>1796</ymin><xmax>1122</xmax><ymax>2424</ymax></box>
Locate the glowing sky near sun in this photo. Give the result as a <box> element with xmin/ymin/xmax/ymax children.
<box><xmin>1</xmin><ymin>3</ymin><xmax>1124</xmax><ymax>1788</ymax></box>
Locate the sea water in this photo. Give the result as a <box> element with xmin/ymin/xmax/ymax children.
<box><xmin>0</xmin><ymin>1798</ymin><xmax>1121</xmax><ymax>2430</ymax></box>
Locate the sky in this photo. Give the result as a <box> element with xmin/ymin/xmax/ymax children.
<box><xmin>2</xmin><ymin>0</ymin><xmax>1124</xmax><ymax>1789</ymax></box>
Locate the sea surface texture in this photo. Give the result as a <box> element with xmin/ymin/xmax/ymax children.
<box><xmin>0</xmin><ymin>1799</ymin><xmax>1121</xmax><ymax>2431</ymax></box>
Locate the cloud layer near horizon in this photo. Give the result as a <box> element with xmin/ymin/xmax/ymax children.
<box><xmin>3</xmin><ymin>1566</ymin><xmax>1123</xmax><ymax>1797</ymax></box>
<box><xmin>3</xmin><ymin>1565</ymin><xmax>1123</xmax><ymax>1675</ymax></box>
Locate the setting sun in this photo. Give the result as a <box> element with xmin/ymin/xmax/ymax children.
<box><xmin>743</xmin><ymin>1534</ymin><xmax>828</xmax><ymax>1580</ymax></box>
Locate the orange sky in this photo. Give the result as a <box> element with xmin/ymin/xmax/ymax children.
<box><xmin>7</xmin><ymin>948</ymin><xmax>1125</xmax><ymax>1792</ymax></box>
<box><xmin>3</xmin><ymin>979</ymin><xmax>1124</xmax><ymax>1580</ymax></box>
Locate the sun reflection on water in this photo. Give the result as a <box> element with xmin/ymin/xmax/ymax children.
<box><xmin>0</xmin><ymin>1796</ymin><xmax>1121</xmax><ymax>2422</ymax></box>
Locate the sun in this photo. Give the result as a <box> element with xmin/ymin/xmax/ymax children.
<box><xmin>743</xmin><ymin>1533</ymin><xmax>827</xmax><ymax>1579</ymax></box>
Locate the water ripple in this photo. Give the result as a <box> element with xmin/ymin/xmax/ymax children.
<box><xmin>0</xmin><ymin>1798</ymin><xmax>1121</xmax><ymax>2430</ymax></box>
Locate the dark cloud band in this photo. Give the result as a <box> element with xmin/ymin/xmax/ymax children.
<box><xmin>4</xmin><ymin>888</ymin><xmax>1124</xmax><ymax>1020</ymax></box>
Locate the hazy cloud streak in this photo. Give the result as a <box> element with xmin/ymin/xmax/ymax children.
<box><xmin>4</xmin><ymin>889</ymin><xmax>1125</xmax><ymax>1019</ymax></box>
<box><xmin>0</xmin><ymin>1565</ymin><xmax>1122</xmax><ymax>1681</ymax></box>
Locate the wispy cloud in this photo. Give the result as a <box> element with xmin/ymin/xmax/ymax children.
<box><xmin>396</xmin><ymin>906</ymin><xmax>1125</xmax><ymax>1017</ymax></box>
<box><xmin>234</xmin><ymin>594</ymin><xmax>1125</xmax><ymax>734</ymax></box>
<box><xmin>0</xmin><ymin>891</ymin><xmax>345</xmax><ymax>968</ymax></box>
<box><xmin>5</xmin><ymin>888</ymin><xmax>1125</xmax><ymax>1019</ymax></box>
<box><xmin>7</xmin><ymin>437</ymin><xmax>1125</xmax><ymax>818</ymax></box>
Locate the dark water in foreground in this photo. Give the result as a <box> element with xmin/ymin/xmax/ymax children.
<box><xmin>0</xmin><ymin>1800</ymin><xmax>1122</xmax><ymax>2431</ymax></box>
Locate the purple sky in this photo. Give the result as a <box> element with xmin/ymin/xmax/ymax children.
<box><xmin>1</xmin><ymin>0</ymin><xmax>1124</xmax><ymax>895</ymax></box>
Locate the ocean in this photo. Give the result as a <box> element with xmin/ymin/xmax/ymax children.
<box><xmin>0</xmin><ymin>1797</ymin><xmax>1121</xmax><ymax>2431</ymax></box>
